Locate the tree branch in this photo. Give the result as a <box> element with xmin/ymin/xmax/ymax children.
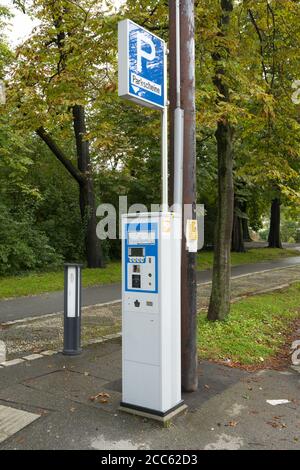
<box><xmin>36</xmin><ymin>126</ymin><xmax>85</xmax><ymax>186</ymax></box>
<box><xmin>248</xmin><ymin>8</ymin><xmax>269</xmax><ymax>85</ymax></box>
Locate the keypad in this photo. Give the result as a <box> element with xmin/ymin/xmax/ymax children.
<box><xmin>129</xmin><ymin>257</ymin><xmax>145</xmax><ymax>263</ymax></box>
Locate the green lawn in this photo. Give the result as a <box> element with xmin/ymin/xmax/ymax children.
<box><xmin>0</xmin><ymin>262</ymin><xmax>121</xmax><ymax>300</ymax></box>
<box><xmin>198</xmin><ymin>282</ymin><xmax>300</xmax><ymax>366</ymax></box>
<box><xmin>0</xmin><ymin>247</ymin><xmax>298</xmax><ymax>300</ymax></box>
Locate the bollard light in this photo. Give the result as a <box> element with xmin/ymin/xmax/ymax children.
<box><xmin>63</xmin><ymin>263</ymin><xmax>82</xmax><ymax>356</ymax></box>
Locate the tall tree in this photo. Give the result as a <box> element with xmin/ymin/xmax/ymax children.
<box><xmin>207</xmin><ymin>0</ymin><xmax>234</xmax><ymax>322</ymax></box>
<box><xmin>268</xmin><ymin>196</ymin><xmax>282</xmax><ymax>248</ymax></box>
<box><xmin>8</xmin><ymin>0</ymin><xmax>120</xmax><ymax>267</ymax></box>
<box><xmin>244</xmin><ymin>1</ymin><xmax>300</xmax><ymax>249</ymax></box>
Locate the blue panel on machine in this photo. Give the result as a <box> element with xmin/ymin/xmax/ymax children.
<box><xmin>125</xmin><ymin>222</ymin><xmax>158</xmax><ymax>293</ymax></box>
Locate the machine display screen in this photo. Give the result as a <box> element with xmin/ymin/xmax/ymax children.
<box><xmin>129</xmin><ymin>247</ymin><xmax>144</xmax><ymax>257</ymax></box>
<box><xmin>128</xmin><ymin>231</ymin><xmax>155</xmax><ymax>245</ymax></box>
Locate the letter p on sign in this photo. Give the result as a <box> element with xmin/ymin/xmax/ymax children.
<box><xmin>137</xmin><ymin>33</ymin><xmax>156</xmax><ymax>73</ymax></box>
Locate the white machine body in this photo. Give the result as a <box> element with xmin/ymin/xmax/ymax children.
<box><xmin>121</xmin><ymin>212</ymin><xmax>182</xmax><ymax>414</ymax></box>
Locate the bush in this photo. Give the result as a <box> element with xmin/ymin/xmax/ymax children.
<box><xmin>0</xmin><ymin>204</ymin><xmax>63</xmax><ymax>275</ymax></box>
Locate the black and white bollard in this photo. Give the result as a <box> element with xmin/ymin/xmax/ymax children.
<box><xmin>63</xmin><ymin>263</ymin><xmax>82</xmax><ymax>356</ymax></box>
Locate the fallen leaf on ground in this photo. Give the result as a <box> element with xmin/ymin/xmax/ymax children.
<box><xmin>267</xmin><ymin>420</ymin><xmax>287</xmax><ymax>429</ymax></box>
<box><xmin>225</xmin><ymin>421</ymin><xmax>239</xmax><ymax>427</ymax></box>
<box><xmin>89</xmin><ymin>392</ymin><xmax>110</xmax><ymax>402</ymax></box>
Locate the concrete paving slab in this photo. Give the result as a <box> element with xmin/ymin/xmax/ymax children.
<box><xmin>186</xmin><ymin>362</ymin><xmax>248</xmax><ymax>411</ymax></box>
<box><xmin>40</xmin><ymin>350</ymin><xmax>58</xmax><ymax>356</ymax></box>
<box><xmin>23</xmin><ymin>354</ymin><xmax>44</xmax><ymax>361</ymax></box>
<box><xmin>0</xmin><ymin>360</ymin><xmax>64</xmax><ymax>392</ymax></box>
<box><xmin>0</xmin><ymin>383</ymin><xmax>73</xmax><ymax>414</ymax></box>
<box><xmin>0</xmin><ymin>404</ymin><xmax>40</xmax><ymax>445</ymax></box>
<box><xmin>67</xmin><ymin>349</ymin><xmax>122</xmax><ymax>382</ymax></box>
<box><xmin>1</xmin><ymin>358</ymin><xmax>24</xmax><ymax>367</ymax></box>
<box><xmin>24</xmin><ymin>369</ymin><xmax>109</xmax><ymax>404</ymax></box>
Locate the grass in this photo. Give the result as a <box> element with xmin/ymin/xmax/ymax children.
<box><xmin>0</xmin><ymin>247</ymin><xmax>298</xmax><ymax>300</ymax></box>
<box><xmin>198</xmin><ymin>283</ymin><xmax>300</xmax><ymax>366</ymax></box>
<box><xmin>197</xmin><ymin>247</ymin><xmax>299</xmax><ymax>271</ymax></box>
<box><xmin>0</xmin><ymin>262</ymin><xmax>121</xmax><ymax>300</ymax></box>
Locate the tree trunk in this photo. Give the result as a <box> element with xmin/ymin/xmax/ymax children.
<box><xmin>207</xmin><ymin>0</ymin><xmax>234</xmax><ymax>322</ymax></box>
<box><xmin>37</xmin><ymin>115</ymin><xmax>104</xmax><ymax>268</ymax></box>
<box><xmin>242</xmin><ymin>215</ymin><xmax>251</xmax><ymax>241</ymax></box>
<box><xmin>73</xmin><ymin>105</ymin><xmax>104</xmax><ymax>268</ymax></box>
<box><xmin>232</xmin><ymin>198</ymin><xmax>246</xmax><ymax>252</ymax></box>
<box><xmin>268</xmin><ymin>197</ymin><xmax>282</xmax><ymax>248</ymax></box>
<box><xmin>241</xmin><ymin>201</ymin><xmax>251</xmax><ymax>241</ymax></box>
<box><xmin>232</xmin><ymin>216</ymin><xmax>245</xmax><ymax>252</ymax></box>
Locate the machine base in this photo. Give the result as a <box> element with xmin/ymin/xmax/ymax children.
<box><xmin>119</xmin><ymin>401</ymin><xmax>187</xmax><ymax>424</ymax></box>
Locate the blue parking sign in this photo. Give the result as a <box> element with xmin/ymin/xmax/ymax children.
<box><xmin>118</xmin><ymin>20</ymin><xmax>166</xmax><ymax>110</ymax></box>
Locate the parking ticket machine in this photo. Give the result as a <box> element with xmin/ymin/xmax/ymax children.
<box><xmin>121</xmin><ymin>212</ymin><xmax>183</xmax><ymax>417</ymax></box>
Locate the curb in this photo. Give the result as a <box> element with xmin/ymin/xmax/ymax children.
<box><xmin>0</xmin><ymin>332</ymin><xmax>122</xmax><ymax>369</ymax></box>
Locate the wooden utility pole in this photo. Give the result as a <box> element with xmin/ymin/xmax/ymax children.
<box><xmin>178</xmin><ymin>0</ymin><xmax>198</xmax><ymax>392</ymax></box>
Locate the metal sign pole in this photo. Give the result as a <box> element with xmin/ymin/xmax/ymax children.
<box><xmin>161</xmin><ymin>106</ymin><xmax>168</xmax><ymax>209</ymax></box>
<box><xmin>173</xmin><ymin>0</ymin><xmax>184</xmax><ymax>211</ymax></box>
<box><xmin>161</xmin><ymin>41</ymin><xmax>169</xmax><ymax>210</ymax></box>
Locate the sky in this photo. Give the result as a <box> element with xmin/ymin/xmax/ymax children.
<box><xmin>1</xmin><ymin>0</ymin><xmax>38</xmax><ymax>46</ymax></box>
<box><xmin>1</xmin><ymin>1</ymin><xmax>124</xmax><ymax>46</ymax></box>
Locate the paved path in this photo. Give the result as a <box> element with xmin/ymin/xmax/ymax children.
<box><xmin>0</xmin><ymin>339</ymin><xmax>299</xmax><ymax>450</ymax></box>
<box><xmin>1</xmin><ymin>256</ymin><xmax>300</xmax><ymax>323</ymax></box>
